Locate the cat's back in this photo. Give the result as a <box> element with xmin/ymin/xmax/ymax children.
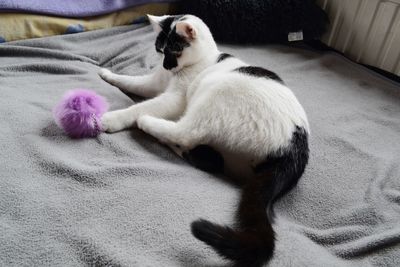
<box><xmin>191</xmin><ymin>54</ymin><xmax>293</xmax><ymax>102</ymax></box>
<box><xmin>189</xmin><ymin>54</ymin><xmax>308</xmax><ymax>130</ymax></box>
<box><xmin>186</xmin><ymin>54</ymin><xmax>243</xmax><ymax>99</ymax></box>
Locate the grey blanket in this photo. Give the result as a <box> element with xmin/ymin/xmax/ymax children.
<box><xmin>1</xmin><ymin>24</ymin><xmax>399</xmax><ymax>267</ymax></box>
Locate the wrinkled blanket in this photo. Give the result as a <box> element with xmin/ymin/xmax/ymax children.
<box><xmin>0</xmin><ymin>0</ymin><xmax>178</xmax><ymax>17</ymax></box>
<box><xmin>0</xmin><ymin>24</ymin><xmax>399</xmax><ymax>267</ymax></box>
<box><xmin>0</xmin><ymin>3</ymin><xmax>175</xmax><ymax>43</ymax></box>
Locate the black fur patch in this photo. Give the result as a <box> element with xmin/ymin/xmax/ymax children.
<box><xmin>182</xmin><ymin>145</ymin><xmax>224</xmax><ymax>173</ymax></box>
<box><xmin>166</xmin><ymin>26</ymin><xmax>190</xmax><ymax>52</ymax></box>
<box><xmin>217</xmin><ymin>53</ymin><xmax>233</xmax><ymax>63</ymax></box>
<box><xmin>163</xmin><ymin>49</ymin><xmax>179</xmax><ymax>70</ymax></box>
<box><xmin>235</xmin><ymin>66</ymin><xmax>283</xmax><ymax>83</ymax></box>
<box><xmin>254</xmin><ymin>126</ymin><xmax>309</xmax><ymax>202</ymax></box>
<box><xmin>154</xmin><ymin>16</ymin><xmax>190</xmax><ymax>70</ymax></box>
<box><xmin>155</xmin><ymin>17</ymin><xmax>175</xmax><ymax>53</ymax></box>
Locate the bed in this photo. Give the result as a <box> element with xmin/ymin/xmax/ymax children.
<box><xmin>1</xmin><ymin>23</ymin><xmax>399</xmax><ymax>266</ymax></box>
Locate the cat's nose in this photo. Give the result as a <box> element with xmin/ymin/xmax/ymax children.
<box><xmin>163</xmin><ymin>59</ymin><xmax>178</xmax><ymax>70</ymax></box>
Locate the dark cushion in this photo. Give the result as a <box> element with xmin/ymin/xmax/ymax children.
<box><xmin>177</xmin><ymin>0</ymin><xmax>329</xmax><ymax>44</ymax></box>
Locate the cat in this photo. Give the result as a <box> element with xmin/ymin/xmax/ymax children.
<box><xmin>99</xmin><ymin>14</ymin><xmax>309</xmax><ymax>267</ymax></box>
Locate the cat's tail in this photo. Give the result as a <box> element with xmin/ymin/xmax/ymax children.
<box><xmin>191</xmin><ymin>179</ymin><xmax>275</xmax><ymax>267</ymax></box>
<box><xmin>191</xmin><ymin>126</ymin><xmax>309</xmax><ymax>267</ymax></box>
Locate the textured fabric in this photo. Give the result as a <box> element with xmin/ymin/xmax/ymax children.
<box><xmin>0</xmin><ymin>24</ymin><xmax>399</xmax><ymax>267</ymax></box>
<box><xmin>177</xmin><ymin>0</ymin><xmax>328</xmax><ymax>43</ymax></box>
<box><xmin>0</xmin><ymin>3</ymin><xmax>175</xmax><ymax>43</ymax></box>
<box><xmin>0</xmin><ymin>0</ymin><xmax>178</xmax><ymax>17</ymax></box>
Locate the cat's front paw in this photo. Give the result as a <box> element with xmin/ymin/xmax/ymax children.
<box><xmin>101</xmin><ymin>111</ymin><xmax>129</xmax><ymax>133</ymax></box>
<box><xmin>98</xmin><ymin>68</ymin><xmax>115</xmax><ymax>84</ymax></box>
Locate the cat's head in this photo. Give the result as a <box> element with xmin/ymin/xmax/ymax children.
<box><xmin>147</xmin><ymin>14</ymin><xmax>217</xmax><ymax>72</ymax></box>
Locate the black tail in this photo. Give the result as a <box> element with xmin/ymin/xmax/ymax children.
<box><xmin>192</xmin><ymin>180</ymin><xmax>275</xmax><ymax>267</ymax></box>
<box><xmin>191</xmin><ymin>126</ymin><xmax>309</xmax><ymax>267</ymax></box>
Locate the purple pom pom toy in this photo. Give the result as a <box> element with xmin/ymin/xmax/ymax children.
<box><xmin>53</xmin><ymin>89</ymin><xmax>109</xmax><ymax>138</ymax></box>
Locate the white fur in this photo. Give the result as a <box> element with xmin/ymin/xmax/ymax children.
<box><xmin>99</xmin><ymin>15</ymin><xmax>309</xmax><ymax>179</ymax></box>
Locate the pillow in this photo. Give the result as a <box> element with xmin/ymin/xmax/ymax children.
<box><xmin>177</xmin><ymin>0</ymin><xmax>329</xmax><ymax>44</ymax></box>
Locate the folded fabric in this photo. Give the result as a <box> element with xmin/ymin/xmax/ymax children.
<box><xmin>0</xmin><ymin>0</ymin><xmax>179</xmax><ymax>18</ymax></box>
<box><xmin>0</xmin><ymin>3</ymin><xmax>176</xmax><ymax>42</ymax></box>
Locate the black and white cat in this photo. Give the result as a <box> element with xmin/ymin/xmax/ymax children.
<box><xmin>99</xmin><ymin>14</ymin><xmax>309</xmax><ymax>267</ymax></box>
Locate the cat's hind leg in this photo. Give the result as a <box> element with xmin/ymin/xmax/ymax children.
<box><xmin>137</xmin><ymin>115</ymin><xmax>224</xmax><ymax>173</ymax></box>
<box><xmin>137</xmin><ymin>115</ymin><xmax>194</xmax><ymax>150</ymax></box>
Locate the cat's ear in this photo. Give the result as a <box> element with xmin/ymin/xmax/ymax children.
<box><xmin>147</xmin><ymin>14</ymin><xmax>164</xmax><ymax>33</ymax></box>
<box><xmin>176</xmin><ymin>21</ymin><xmax>197</xmax><ymax>40</ymax></box>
